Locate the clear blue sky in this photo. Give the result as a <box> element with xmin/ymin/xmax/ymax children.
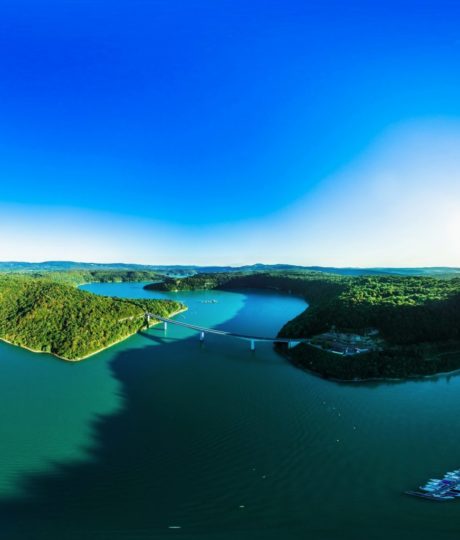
<box><xmin>1</xmin><ymin>0</ymin><xmax>460</xmax><ymax>265</ymax></box>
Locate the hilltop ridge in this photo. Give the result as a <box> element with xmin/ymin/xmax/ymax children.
<box><xmin>1</xmin><ymin>260</ymin><xmax>460</xmax><ymax>278</ymax></box>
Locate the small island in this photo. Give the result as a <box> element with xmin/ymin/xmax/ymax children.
<box><xmin>145</xmin><ymin>271</ymin><xmax>460</xmax><ymax>381</ymax></box>
<box><xmin>0</xmin><ymin>271</ymin><xmax>186</xmax><ymax>361</ymax></box>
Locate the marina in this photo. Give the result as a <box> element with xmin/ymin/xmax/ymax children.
<box><xmin>406</xmin><ymin>470</ymin><xmax>460</xmax><ymax>501</ymax></box>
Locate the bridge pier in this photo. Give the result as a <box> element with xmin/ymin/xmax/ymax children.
<box><xmin>148</xmin><ymin>314</ymin><xmax>307</xmax><ymax>350</ymax></box>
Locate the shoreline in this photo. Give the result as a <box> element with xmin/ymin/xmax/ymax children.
<box><xmin>280</xmin><ymin>347</ymin><xmax>460</xmax><ymax>384</ymax></box>
<box><xmin>5</xmin><ymin>273</ymin><xmax>458</xmax><ymax>381</ymax></box>
<box><xmin>0</xmin><ymin>307</ymin><xmax>188</xmax><ymax>363</ymax></box>
<box><xmin>146</xmin><ymin>281</ymin><xmax>460</xmax><ymax>384</ymax></box>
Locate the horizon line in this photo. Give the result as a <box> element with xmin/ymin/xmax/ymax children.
<box><xmin>0</xmin><ymin>260</ymin><xmax>459</xmax><ymax>271</ymax></box>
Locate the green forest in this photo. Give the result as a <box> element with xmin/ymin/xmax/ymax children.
<box><xmin>147</xmin><ymin>271</ymin><xmax>460</xmax><ymax>380</ymax></box>
<box><xmin>31</xmin><ymin>269</ymin><xmax>162</xmax><ymax>286</ymax></box>
<box><xmin>3</xmin><ymin>267</ymin><xmax>460</xmax><ymax>376</ymax></box>
<box><xmin>0</xmin><ymin>273</ymin><xmax>184</xmax><ymax>361</ymax></box>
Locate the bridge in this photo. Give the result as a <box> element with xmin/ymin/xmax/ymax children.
<box><xmin>146</xmin><ymin>313</ymin><xmax>309</xmax><ymax>350</ymax></box>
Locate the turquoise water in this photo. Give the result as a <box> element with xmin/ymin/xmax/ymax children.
<box><xmin>1</xmin><ymin>282</ymin><xmax>460</xmax><ymax>539</ymax></box>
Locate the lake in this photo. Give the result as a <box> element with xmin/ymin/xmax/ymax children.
<box><xmin>1</xmin><ymin>282</ymin><xmax>460</xmax><ymax>539</ymax></box>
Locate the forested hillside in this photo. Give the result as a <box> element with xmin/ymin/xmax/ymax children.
<box><xmin>32</xmin><ymin>269</ymin><xmax>161</xmax><ymax>286</ymax></box>
<box><xmin>0</xmin><ymin>275</ymin><xmax>184</xmax><ymax>360</ymax></box>
<box><xmin>145</xmin><ymin>271</ymin><xmax>346</xmax><ymax>301</ymax></box>
<box><xmin>147</xmin><ymin>271</ymin><xmax>460</xmax><ymax>379</ymax></box>
<box><xmin>280</xmin><ymin>275</ymin><xmax>460</xmax><ymax>344</ymax></box>
<box><xmin>150</xmin><ymin>271</ymin><xmax>460</xmax><ymax>345</ymax></box>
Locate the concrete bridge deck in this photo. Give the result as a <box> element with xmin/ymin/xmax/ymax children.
<box><xmin>147</xmin><ymin>313</ymin><xmax>308</xmax><ymax>350</ymax></box>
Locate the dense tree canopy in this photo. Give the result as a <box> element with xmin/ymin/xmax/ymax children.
<box><xmin>147</xmin><ymin>271</ymin><xmax>460</xmax><ymax>380</ymax></box>
<box><xmin>0</xmin><ymin>274</ymin><xmax>183</xmax><ymax>360</ymax></box>
<box><xmin>31</xmin><ymin>269</ymin><xmax>162</xmax><ymax>286</ymax></box>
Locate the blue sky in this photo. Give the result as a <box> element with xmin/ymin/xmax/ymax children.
<box><xmin>1</xmin><ymin>0</ymin><xmax>460</xmax><ymax>265</ymax></box>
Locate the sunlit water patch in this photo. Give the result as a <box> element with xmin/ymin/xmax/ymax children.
<box><xmin>0</xmin><ymin>341</ymin><xmax>122</xmax><ymax>498</ymax></box>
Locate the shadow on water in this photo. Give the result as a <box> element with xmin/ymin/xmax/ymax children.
<box><xmin>1</xmin><ymin>341</ymin><xmax>254</xmax><ymax>539</ymax></box>
<box><xmin>0</xmin><ymin>295</ymin><xmax>301</xmax><ymax>540</ymax></box>
<box><xmin>4</xmin><ymin>285</ymin><xmax>459</xmax><ymax>539</ymax></box>
<box><xmin>286</xmin><ymin>362</ymin><xmax>460</xmax><ymax>391</ymax></box>
<box><xmin>328</xmin><ymin>366</ymin><xmax>460</xmax><ymax>390</ymax></box>
<box><xmin>4</xmin><ymin>325</ymin><xmax>459</xmax><ymax>540</ymax></box>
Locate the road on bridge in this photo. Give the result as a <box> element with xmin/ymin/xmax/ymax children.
<box><xmin>146</xmin><ymin>313</ymin><xmax>309</xmax><ymax>350</ymax></box>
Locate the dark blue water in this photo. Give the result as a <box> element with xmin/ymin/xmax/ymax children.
<box><xmin>1</xmin><ymin>282</ymin><xmax>460</xmax><ymax>539</ymax></box>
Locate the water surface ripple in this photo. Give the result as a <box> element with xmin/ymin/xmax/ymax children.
<box><xmin>1</xmin><ymin>282</ymin><xmax>460</xmax><ymax>539</ymax></box>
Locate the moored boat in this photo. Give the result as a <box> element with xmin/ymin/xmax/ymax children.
<box><xmin>407</xmin><ymin>470</ymin><xmax>460</xmax><ymax>501</ymax></box>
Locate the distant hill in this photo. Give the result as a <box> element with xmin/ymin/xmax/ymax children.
<box><xmin>0</xmin><ymin>261</ymin><xmax>459</xmax><ymax>278</ymax></box>
<box><xmin>0</xmin><ymin>261</ymin><xmax>163</xmax><ymax>272</ymax></box>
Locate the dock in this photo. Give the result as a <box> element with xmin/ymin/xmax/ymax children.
<box><xmin>406</xmin><ymin>470</ymin><xmax>460</xmax><ymax>501</ymax></box>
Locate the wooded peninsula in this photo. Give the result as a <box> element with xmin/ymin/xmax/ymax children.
<box><xmin>0</xmin><ymin>271</ymin><xmax>184</xmax><ymax>361</ymax></box>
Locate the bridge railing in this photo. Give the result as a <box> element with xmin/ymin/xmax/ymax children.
<box><xmin>146</xmin><ymin>312</ymin><xmax>308</xmax><ymax>350</ymax></box>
